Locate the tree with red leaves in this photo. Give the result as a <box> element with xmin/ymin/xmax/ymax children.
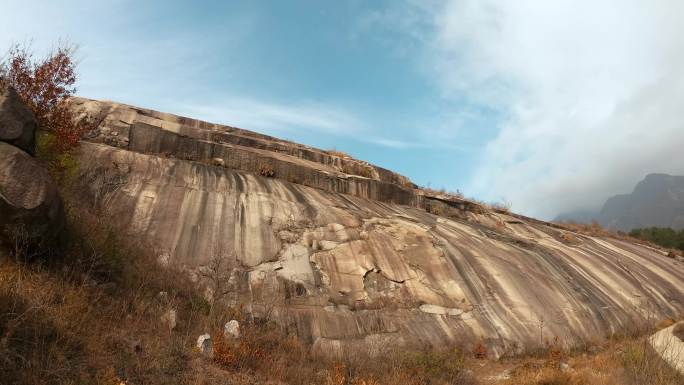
<box><xmin>1</xmin><ymin>43</ymin><xmax>89</xmax><ymax>153</ymax></box>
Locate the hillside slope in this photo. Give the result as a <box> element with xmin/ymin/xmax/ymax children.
<box><xmin>71</xmin><ymin>98</ymin><xmax>684</xmax><ymax>357</ymax></box>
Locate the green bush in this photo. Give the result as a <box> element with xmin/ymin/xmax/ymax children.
<box><xmin>629</xmin><ymin>227</ymin><xmax>684</xmax><ymax>251</ymax></box>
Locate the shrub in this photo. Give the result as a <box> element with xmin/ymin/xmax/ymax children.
<box><xmin>555</xmin><ymin>220</ymin><xmax>613</xmax><ymax>238</ymax></box>
<box><xmin>473</xmin><ymin>339</ymin><xmax>488</xmax><ymax>359</ymax></box>
<box><xmin>490</xmin><ymin>199</ymin><xmax>512</xmax><ymax>213</ymax></box>
<box><xmin>629</xmin><ymin>227</ymin><xmax>684</xmax><ymax>252</ymax></box>
<box><xmin>399</xmin><ymin>348</ymin><xmax>467</xmax><ymax>380</ymax></box>
<box><xmin>621</xmin><ymin>339</ymin><xmax>683</xmax><ymax>385</ymax></box>
<box><xmin>327</xmin><ymin>148</ymin><xmax>350</xmax><ymax>158</ymax></box>
<box><xmin>422</xmin><ymin>187</ymin><xmax>465</xmax><ymax>200</ymax></box>
<box><xmin>212</xmin><ymin>320</ymin><xmax>319</xmax><ymax>384</ymax></box>
<box><xmin>0</xmin><ymin>203</ymin><xmax>205</xmax><ymax>385</ymax></box>
<box><xmin>1</xmin><ymin>43</ymin><xmax>91</xmax><ymax>154</ymax></box>
<box><xmin>341</xmin><ymin>161</ymin><xmax>375</xmax><ymax>178</ymax></box>
<box><xmin>259</xmin><ymin>164</ymin><xmax>275</xmax><ymax>177</ymax></box>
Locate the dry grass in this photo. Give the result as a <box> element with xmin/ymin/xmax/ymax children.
<box><xmin>490</xmin><ymin>333</ymin><xmax>684</xmax><ymax>385</ymax></box>
<box><xmin>422</xmin><ymin>187</ymin><xmax>465</xmax><ymax>200</ymax></box>
<box><xmin>553</xmin><ymin>220</ymin><xmax>673</xmax><ymax>253</ymax></box>
<box><xmin>0</xmin><ymin>202</ymin><xmax>211</xmax><ymax>385</ymax></box>
<box><xmin>554</xmin><ymin>220</ymin><xmax>615</xmax><ymax>237</ymax></box>
<box><xmin>341</xmin><ymin>161</ymin><xmax>376</xmax><ymax>179</ymax></box>
<box><xmin>212</xmin><ymin>320</ymin><xmax>476</xmax><ymax>385</ymax></box>
<box><xmin>327</xmin><ymin>149</ymin><xmax>351</xmax><ymax>159</ymax></box>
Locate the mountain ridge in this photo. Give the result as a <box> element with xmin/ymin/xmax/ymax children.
<box><xmin>556</xmin><ymin>173</ymin><xmax>684</xmax><ymax>231</ymax></box>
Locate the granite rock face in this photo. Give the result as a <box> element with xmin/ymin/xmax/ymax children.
<box><xmin>0</xmin><ymin>84</ymin><xmax>37</xmax><ymax>154</ymax></box>
<box><xmin>72</xmin><ymin>98</ymin><xmax>684</xmax><ymax>358</ymax></box>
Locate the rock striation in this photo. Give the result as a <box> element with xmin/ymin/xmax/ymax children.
<box><xmin>71</xmin><ymin>98</ymin><xmax>684</xmax><ymax>358</ymax></box>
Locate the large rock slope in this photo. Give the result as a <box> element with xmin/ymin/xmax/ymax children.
<box><xmin>73</xmin><ymin>98</ymin><xmax>684</xmax><ymax>357</ymax></box>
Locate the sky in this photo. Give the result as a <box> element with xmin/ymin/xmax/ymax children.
<box><xmin>2</xmin><ymin>0</ymin><xmax>684</xmax><ymax>220</ymax></box>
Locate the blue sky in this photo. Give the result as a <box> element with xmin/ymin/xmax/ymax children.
<box><xmin>3</xmin><ymin>1</ymin><xmax>684</xmax><ymax>219</ymax></box>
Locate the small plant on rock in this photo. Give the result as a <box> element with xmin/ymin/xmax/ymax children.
<box><xmin>473</xmin><ymin>339</ymin><xmax>488</xmax><ymax>359</ymax></box>
<box><xmin>259</xmin><ymin>164</ymin><xmax>275</xmax><ymax>177</ymax></box>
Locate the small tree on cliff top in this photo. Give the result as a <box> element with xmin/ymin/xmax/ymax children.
<box><xmin>1</xmin><ymin>43</ymin><xmax>88</xmax><ymax>153</ymax></box>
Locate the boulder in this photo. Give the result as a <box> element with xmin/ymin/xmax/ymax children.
<box><xmin>160</xmin><ymin>309</ymin><xmax>177</xmax><ymax>330</ymax></box>
<box><xmin>224</xmin><ymin>319</ymin><xmax>240</xmax><ymax>339</ymax></box>
<box><xmin>0</xmin><ymin>85</ymin><xmax>36</xmax><ymax>154</ymax></box>
<box><xmin>196</xmin><ymin>333</ymin><xmax>212</xmax><ymax>356</ymax></box>
<box><xmin>649</xmin><ymin>322</ymin><xmax>684</xmax><ymax>375</ymax></box>
<box><xmin>0</xmin><ymin>142</ymin><xmax>64</xmax><ymax>248</ymax></box>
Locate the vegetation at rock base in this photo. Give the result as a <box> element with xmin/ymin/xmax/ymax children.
<box><xmin>554</xmin><ymin>221</ymin><xmax>684</xmax><ymax>257</ymax></box>
<box><xmin>629</xmin><ymin>227</ymin><xmax>684</xmax><ymax>252</ymax></box>
<box><xmin>0</xmin><ymin>189</ymin><xmax>478</xmax><ymax>384</ymax></box>
<box><xmin>3</xmin><ymin>216</ymin><xmax>683</xmax><ymax>385</ymax></box>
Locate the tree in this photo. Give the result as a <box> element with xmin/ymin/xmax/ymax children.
<box><xmin>197</xmin><ymin>246</ymin><xmax>235</xmax><ymax>321</ymax></box>
<box><xmin>629</xmin><ymin>227</ymin><xmax>684</xmax><ymax>251</ymax></box>
<box><xmin>0</xmin><ymin>43</ymin><xmax>89</xmax><ymax>153</ymax></box>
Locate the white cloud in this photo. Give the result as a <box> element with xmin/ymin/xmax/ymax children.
<box><xmin>173</xmin><ymin>98</ymin><xmax>364</xmax><ymax>138</ymax></box>
<box><xmin>418</xmin><ymin>0</ymin><xmax>684</xmax><ymax>218</ymax></box>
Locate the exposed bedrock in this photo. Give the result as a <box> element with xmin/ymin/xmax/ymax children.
<box><xmin>75</xmin><ymin>137</ymin><xmax>684</xmax><ymax>358</ymax></box>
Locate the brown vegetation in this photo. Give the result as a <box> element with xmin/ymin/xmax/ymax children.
<box><xmin>492</xmin><ymin>335</ymin><xmax>683</xmax><ymax>385</ymax></box>
<box><xmin>1</xmin><ymin>43</ymin><xmax>93</xmax><ymax>154</ymax></box>
<box><xmin>554</xmin><ymin>220</ymin><xmax>615</xmax><ymax>237</ymax></box>
<box><xmin>259</xmin><ymin>164</ymin><xmax>275</xmax><ymax>177</ymax></box>
<box><xmin>0</xmin><ymin>204</ymin><xmax>206</xmax><ymax>384</ymax></box>
<box><xmin>210</xmin><ymin>305</ymin><xmax>477</xmax><ymax>385</ymax></box>
<box><xmin>327</xmin><ymin>148</ymin><xmax>350</xmax><ymax>159</ymax></box>
<box><xmin>341</xmin><ymin>161</ymin><xmax>375</xmax><ymax>179</ymax></box>
<box><xmin>422</xmin><ymin>187</ymin><xmax>465</xmax><ymax>200</ymax></box>
<box><xmin>553</xmin><ymin>220</ymin><xmax>675</xmax><ymax>253</ymax></box>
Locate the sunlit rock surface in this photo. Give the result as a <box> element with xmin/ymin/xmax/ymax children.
<box><xmin>73</xmin><ymin>98</ymin><xmax>684</xmax><ymax>357</ymax></box>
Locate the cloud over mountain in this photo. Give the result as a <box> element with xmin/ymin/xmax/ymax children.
<box><xmin>418</xmin><ymin>0</ymin><xmax>684</xmax><ymax>218</ymax></box>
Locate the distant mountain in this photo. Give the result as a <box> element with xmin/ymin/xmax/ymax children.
<box><xmin>555</xmin><ymin>173</ymin><xmax>684</xmax><ymax>231</ymax></box>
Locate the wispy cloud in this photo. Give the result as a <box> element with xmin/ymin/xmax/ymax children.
<box><xmin>172</xmin><ymin>98</ymin><xmax>365</xmax><ymax>137</ymax></box>
<box><xmin>367</xmin><ymin>137</ymin><xmax>427</xmax><ymax>149</ymax></box>
<box><xmin>175</xmin><ymin>99</ymin><xmax>469</xmax><ymax>151</ymax></box>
